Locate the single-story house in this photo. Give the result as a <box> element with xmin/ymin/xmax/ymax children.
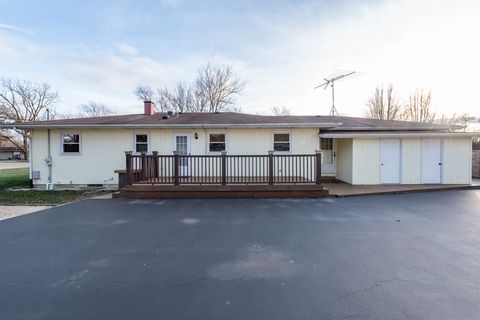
<box><xmin>2</xmin><ymin>101</ymin><xmax>477</xmax><ymax>193</ymax></box>
<box><xmin>0</xmin><ymin>137</ymin><xmax>24</xmax><ymax>160</ymax></box>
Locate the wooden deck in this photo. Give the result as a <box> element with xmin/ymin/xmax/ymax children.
<box><xmin>132</xmin><ymin>175</ymin><xmax>314</xmax><ymax>185</ymax></box>
<box><xmin>119</xmin><ymin>152</ymin><xmax>325</xmax><ymax>198</ymax></box>
<box><xmin>119</xmin><ymin>184</ymin><xmax>328</xmax><ymax>199</ymax></box>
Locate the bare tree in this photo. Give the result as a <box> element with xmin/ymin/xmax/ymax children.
<box><xmin>365</xmin><ymin>84</ymin><xmax>401</xmax><ymax>120</ymax></box>
<box><xmin>195</xmin><ymin>64</ymin><xmax>246</xmax><ymax>113</ymax></box>
<box><xmin>270</xmin><ymin>106</ymin><xmax>292</xmax><ymax>116</ymax></box>
<box><xmin>402</xmin><ymin>89</ymin><xmax>435</xmax><ymax>123</ymax></box>
<box><xmin>0</xmin><ymin>78</ymin><xmax>59</xmax><ymax>159</ymax></box>
<box><xmin>154</xmin><ymin>84</ymin><xmax>194</xmax><ymax>113</ymax></box>
<box><xmin>155</xmin><ymin>88</ymin><xmax>171</xmax><ymax>113</ymax></box>
<box><xmin>56</xmin><ymin>112</ymin><xmax>76</xmax><ymax>119</ymax></box>
<box><xmin>438</xmin><ymin>113</ymin><xmax>470</xmax><ymax>131</ymax></box>
<box><xmin>271</xmin><ymin>106</ymin><xmax>292</xmax><ymax>116</ymax></box>
<box><xmin>135</xmin><ymin>64</ymin><xmax>246</xmax><ymax>113</ymax></box>
<box><xmin>134</xmin><ymin>85</ymin><xmax>155</xmax><ymax>102</ymax></box>
<box><xmin>228</xmin><ymin>105</ymin><xmax>243</xmax><ymax>113</ymax></box>
<box><xmin>78</xmin><ymin>102</ymin><xmax>114</xmax><ymax>117</ymax></box>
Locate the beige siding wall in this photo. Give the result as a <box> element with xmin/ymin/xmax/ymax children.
<box><xmin>30</xmin><ymin>127</ymin><xmax>319</xmax><ymax>186</ymax></box>
<box><xmin>32</xmin><ymin>129</ymin><xmax>132</xmax><ymax>185</ymax></box>
<box><xmin>352</xmin><ymin>138</ymin><xmax>381</xmax><ymax>185</ymax></box>
<box><xmin>401</xmin><ymin>138</ymin><xmax>422</xmax><ymax>184</ymax></box>
<box><xmin>443</xmin><ymin>137</ymin><xmax>472</xmax><ymax>184</ymax></box>
<box><xmin>336</xmin><ymin>139</ymin><xmax>353</xmax><ymax>184</ymax></box>
<box><xmin>31</xmin><ymin>130</ymin><xmax>48</xmax><ymax>184</ymax></box>
<box><xmin>31</xmin><ymin>128</ymin><xmax>473</xmax><ymax>187</ymax></box>
<box><xmin>345</xmin><ymin>137</ymin><xmax>472</xmax><ymax>185</ymax></box>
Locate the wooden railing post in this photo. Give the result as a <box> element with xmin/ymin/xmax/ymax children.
<box><xmin>152</xmin><ymin>151</ymin><xmax>159</xmax><ymax>178</ymax></box>
<box><xmin>173</xmin><ymin>151</ymin><xmax>180</xmax><ymax>185</ymax></box>
<box><xmin>140</xmin><ymin>152</ymin><xmax>147</xmax><ymax>181</ymax></box>
<box><xmin>125</xmin><ymin>151</ymin><xmax>133</xmax><ymax>186</ymax></box>
<box><xmin>315</xmin><ymin>150</ymin><xmax>322</xmax><ymax>185</ymax></box>
<box><xmin>268</xmin><ymin>151</ymin><xmax>274</xmax><ymax>185</ymax></box>
<box><xmin>221</xmin><ymin>151</ymin><xmax>227</xmax><ymax>185</ymax></box>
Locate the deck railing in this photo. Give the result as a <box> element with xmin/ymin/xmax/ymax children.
<box><xmin>124</xmin><ymin>151</ymin><xmax>322</xmax><ymax>187</ymax></box>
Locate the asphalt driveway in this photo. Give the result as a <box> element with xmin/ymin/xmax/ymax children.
<box><xmin>1</xmin><ymin>191</ymin><xmax>480</xmax><ymax>320</ymax></box>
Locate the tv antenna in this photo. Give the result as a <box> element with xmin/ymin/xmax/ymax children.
<box><xmin>315</xmin><ymin>71</ymin><xmax>356</xmax><ymax>116</ymax></box>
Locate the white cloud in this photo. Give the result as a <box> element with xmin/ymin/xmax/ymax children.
<box><xmin>117</xmin><ymin>42</ymin><xmax>138</xmax><ymax>56</ymax></box>
<box><xmin>1</xmin><ymin>0</ymin><xmax>479</xmax><ymax>118</ymax></box>
<box><xmin>237</xmin><ymin>0</ymin><xmax>480</xmax><ymax>116</ymax></box>
<box><xmin>0</xmin><ymin>38</ymin><xmax>17</xmax><ymax>60</ymax></box>
<box><xmin>0</xmin><ymin>22</ymin><xmax>34</xmax><ymax>35</ymax></box>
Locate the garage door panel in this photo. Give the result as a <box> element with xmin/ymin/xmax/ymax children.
<box><xmin>381</xmin><ymin>139</ymin><xmax>401</xmax><ymax>184</ymax></box>
<box><xmin>422</xmin><ymin>138</ymin><xmax>442</xmax><ymax>184</ymax></box>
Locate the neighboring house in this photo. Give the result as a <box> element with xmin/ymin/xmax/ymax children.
<box><xmin>0</xmin><ymin>137</ymin><xmax>24</xmax><ymax>160</ymax></box>
<box><xmin>1</xmin><ymin>101</ymin><xmax>477</xmax><ymax>191</ymax></box>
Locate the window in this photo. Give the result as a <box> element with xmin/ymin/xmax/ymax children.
<box><xmin>320</xmin><ymin>138</ymin><xmax>333</xmax><ymax>164</ymax></box>
<box><xmin>62</xmin><ymin>134</ymin><xmax>80</xmax><ymax>154</ymax></box>
<box><xmin>175</xmin><ymin>135</ymin><xmax>188</xmax><ymax>155</ymax></box>
<box><xmin>209</xmin><ymin>133</ymin><xmax>226</xmax><ymax>152</ymax></box>
<box><xmin>320</xmin><ymin>138</ymin><xmax>333</xmax><ymax>151</ymax></box>
<box><xmin>135</xmin><ymin>134</ymin><xmax>149</xmax><ymax>153</ymax></box>
<box><xmin>273</xmin><ymin>133</ymin><xmax>290</xmax><ymax>152</ymax></box>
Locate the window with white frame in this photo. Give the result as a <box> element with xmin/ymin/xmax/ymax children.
<box><xmin>62</xmin><ymin>133</ymin><xmax>80</xmax><ymax>154</ymax></box>
<box><xmin>209</xmin><ymin>133</ymin><xmax>226</xmax><ymax>152</ymax></box>
<box><xmin>135</xmin><ymin>134</ymin><xmax>149</xmax><ymax>153</ymax></box>
<box><xmin>320</xmin><ymin>138</ymin><xmax>333</xmax><ymax>164</ymax></box>
<box><xmin>273</xmin><ymin>133</ymin><xmax>291</xmax><ymax>152</ymax></box>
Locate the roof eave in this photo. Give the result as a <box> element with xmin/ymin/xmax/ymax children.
<box><xmin>320</xmin><ymin>131</ymin><xmax>479</xmax><ymax>138</ymax></box>
<box><xmin>328</xmin><ymin>126</ymin><xmax>452</xmax><ymax>131</ymax></box>
<box><xmin>6</xmin><ymin>122</ymin><xmax>342</xmax><ymax>129</ymax></box>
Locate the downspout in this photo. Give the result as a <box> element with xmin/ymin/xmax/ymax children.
<box><xmin>204</xmin><ymin>127</ymin><xmax>208</xmax><ymax>154</ymax></box>
<box><xmin>28</xmin><ymin>131</ymin><xmax>33</xmax><ymax>188</ymax></box>
<box><xmin>46</xmin><ymin>128</ymin><xmax>53</xmax><ymax>189</ymax></box>
<box><xmin>45</xmin><ymin>109</ymin><xmax>53</xmax><ymax>190</ymax></box>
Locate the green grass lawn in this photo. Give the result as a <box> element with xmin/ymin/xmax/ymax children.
<box><xmin>0</xmin><ymin>168</ymin><xmax>102</xmax><ymax>205</ymax></box>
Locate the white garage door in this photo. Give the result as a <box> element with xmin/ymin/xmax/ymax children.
<box><xmin>380</xmin><ymin>139</ymin><xmax>401</xmax><ymax>184</ymax></box>
<box><xmin>422</xmin><ymin>138</ymin><xmax>442</xmax><ymax>184</ymax></box>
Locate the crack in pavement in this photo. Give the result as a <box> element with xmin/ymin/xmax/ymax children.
<box><xmin>164</xmin><ymin>277</ymin><xmax>210</xmax><ymax>289</ymax></box>
<box><xmin>338</xmin><ymin>278</ymin><xmax>400</xmax><ymax>300</ymax></box>
<box><xmin>164</xmin><ymin>275</ymin><xmax>252</xmax><ymax>289</ymax></box>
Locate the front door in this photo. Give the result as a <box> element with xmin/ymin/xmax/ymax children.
<box><xmin>320</xmin><ymin>138</ymin><xmax>336</xmax><ymax>175</ymax></box>
<box><xmin>380</xmin><ymin>139</ymin><xmax>401</xmax><ymax>184</ymax></box>
<box><xmin>422</xmin><ymin>138</ymin><xmax>442</xmax><ymax>184</ymax></box>
<box><xmin>174</xmin><ymin>134</ymin><xmax>190</xmax><ymax>176</ymax></box>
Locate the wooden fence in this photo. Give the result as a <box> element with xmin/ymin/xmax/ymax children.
<box><xmin>124</xmin><ymin>151</ymin><xmax>322</xmax><ymax>187</ymax></box>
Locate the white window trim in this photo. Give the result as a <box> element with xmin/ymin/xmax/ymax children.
<box><xmin>133</xmin><ymin>133</ymin><xmax>150</xmax><ymax>154</ymax></box>
<box><xmin>172</xmin><ymin>133</ymin><xmax>191</xmax><ymax>155</ymax></box>
<box><xmin>60</xmin><ymin>132</ymin><xmax>81</xmax><ymax>156</ymax></box>
<box><xmin>272</xmin><ymin>131</ymin><xmax>292</xmax><ymax>153</ymax></box>
<box><xmin>207</xmin><ymin>131</ymin><xmax>228</xmax><ymax>154</ymax></box>
<box><xmin>320</xmin><ymin>137</ymin><xmax>334</xmax><ymax>151</ymax></box>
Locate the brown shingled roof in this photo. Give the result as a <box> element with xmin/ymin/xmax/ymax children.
<box><xmin>5</xmin><ymin>112</ymin><xmax>451</xmax><ymax>131</ymax></box>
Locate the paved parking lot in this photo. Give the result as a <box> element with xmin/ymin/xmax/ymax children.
<box><xmin>1</xmin><ymin>190</ymin><xmax>480</xmax><ymax>319</ymax></box>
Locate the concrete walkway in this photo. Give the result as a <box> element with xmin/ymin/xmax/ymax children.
<box><xmin>0</xmin><ymin>161</ymin><xmax>29</xmax><ymax>170</ymax></box>
<box><xmin>324</xmin><ymin>179</ymin><xmax>480</xmax><ymax>197</ymax></box>
<box><xmin>0</xmin><ymin>205</ymin><xmax>52</xmax><ymax>221</ymax></box>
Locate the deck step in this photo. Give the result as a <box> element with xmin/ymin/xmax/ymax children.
<box><xmin>120</xmin><ymin>184</ymin><xmax>329</xmax><ymax>199</ymax></box>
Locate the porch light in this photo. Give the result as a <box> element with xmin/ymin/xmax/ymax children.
<box><xmin>194</xmin><ymin>132</ymin><xmax>198</xmax><ymax>139</ymax></box>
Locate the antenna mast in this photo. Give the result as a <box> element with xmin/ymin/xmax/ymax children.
<box><xmin>315</xmin><ymin>71</ymin><xmax>356</xmax><ymax>116</ymax></box>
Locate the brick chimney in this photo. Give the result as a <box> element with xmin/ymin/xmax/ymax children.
<box><xmin>144</xmin><ymin>101</ymin><xmax>155</xmax><ymax>115</ymax></box>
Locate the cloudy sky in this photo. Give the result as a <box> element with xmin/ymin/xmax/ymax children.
<box><xmin>0</xmin><ymin>0</ymin><xmax>479</xmax><ymax>117</ymax></box>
